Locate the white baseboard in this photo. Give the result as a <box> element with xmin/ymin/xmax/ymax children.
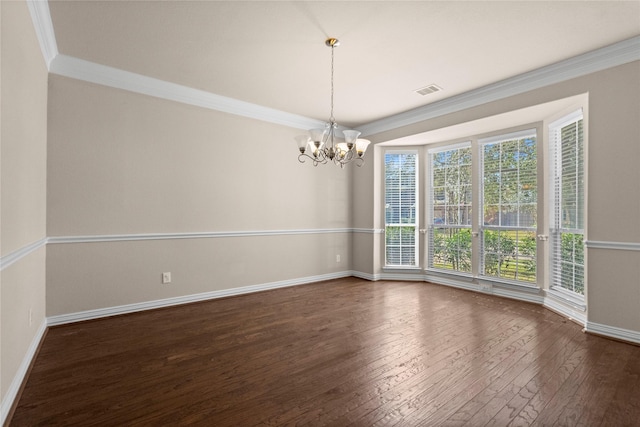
<box><xmin>378</xmin><ymin>271</ymin><xmax>425</xmax><ymax>281</ymax></box>
<box><xmin>494</xmin><ymin>287</ymin><xmax>545</xmax><ymax>304</ymax></box>
<box><xmin>543</xmin><ymin>288</ymin><xmax>587</xmax><ymax>326</ymax></box>
<box><xmin>350</xmin><ymin>270</ymin><xmax>379</xmax><ymax>281</ymax></box>
<box><xmin>424</xmin><ymin>272</ymin><xmax>546</xmax><ymax>305</ymax></box>
<box><xmin>586</xmin><ymin>321</ymin><xmax>640</xmax><ymax>345</ymax></box>
<box><xmin>424</xmin><ymin>273</ymin><xmax>479</xmax><ymax>293</ymax></box>
<box><xmin>543</xmin><ymin>296</ymin><xmax>587</xmax><ymax>325</ymax></box>
<box><xmin>47</xmin><ymin>271</ymin><xmax>352</xmax><ymax>326</ymax></box>
<box><xmin>1</xmin><ymin>320</ymin><xmax>47</xmax><ymax>426</ymax></box>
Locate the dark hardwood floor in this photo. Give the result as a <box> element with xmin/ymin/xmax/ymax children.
<box><xmin>9</xmin><ymin>278</ymin><xmax>640</xmax><ymax>426</ymax></box>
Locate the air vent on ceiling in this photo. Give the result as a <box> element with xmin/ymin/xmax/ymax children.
<box><xmin>415</xmin><ymin>84</ymin><xmax>443</xmax><ymax>96</ymax></box>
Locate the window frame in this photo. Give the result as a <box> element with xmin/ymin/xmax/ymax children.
<box><xmin>427</xmin><ymin>142</ymin><xmax>473</xmax><ymax>275</ymax></box>
<box><xmin>383</xmin><ymin>150</ymin><xmax>419</xmax><ymax>268</ymax></box>
<box><xmin>549</xmin><ymin>110</ymin><xmax>585</xmax><ymax>298</ymax></box>
<box><xmin>479</xmin><ymin>129</ymin><xmax>539</xmax><ymax>285</ymax></box>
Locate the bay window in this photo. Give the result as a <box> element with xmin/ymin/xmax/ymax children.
<box><xmin>380</xmin><ymin>106</ymin><xmax>585</xmax><ymax>301</ymax></box>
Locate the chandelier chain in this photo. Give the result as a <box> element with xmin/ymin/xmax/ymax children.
<box><xmin>330</xmin><ymin>43</ymin><xmax>335</xmax><ymax>123</ymax></box>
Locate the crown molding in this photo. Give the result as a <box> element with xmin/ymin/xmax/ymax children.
<box><xmin>28</xmin><ymin>0</ymin><xmax>321</xmax><ymax>129</ymax></box>
<box><xmin>26</xmin><ymin>0</ymin><xmax>58</xmax><ymax>69</ymax></box>
<box><xmin>358</xmin><ymin>36</ymin><xmax>640</xmax><ymax>136</ymax></box>
<box><xmin>49</xmin><ymin>54</ymin><xmax>324</xmax><ymax>130</ymax></box>
<box><xmin>27</xmin><ymin>1</ymin><xmax>640</xmax><ymax>135</ymax></box>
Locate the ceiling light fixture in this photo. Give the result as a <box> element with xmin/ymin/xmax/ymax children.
<box><xmin>296</xmin><ymin>38</ymin><xmax>370</xmax><ymax>168</ymax></box>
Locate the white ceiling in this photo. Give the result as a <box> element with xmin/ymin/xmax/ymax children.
<box><xmin>48</xmin><ymin>1</ymin><xmax>640</xmax><ymax>128</ymax></box>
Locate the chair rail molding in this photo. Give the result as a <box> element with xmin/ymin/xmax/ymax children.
<box><xmin>0</xmin><ymin>238</ymin><xmax>47</xmax><ymax>271</ymax></box>
<box><xmin>585</xmin><ymin>240</ymin><xmax>640</xmax><ymax>251</ymax></box>
<box><xmin>47</xmin><ymin>228</ymin><xmax>355</xmax><ymax>244</ymax></box>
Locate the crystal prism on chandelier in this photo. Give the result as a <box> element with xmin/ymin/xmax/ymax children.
<box><xmin>296</xmin><ymin>38</ymin><xmax>371</xmax><ymax>168</ymax></box>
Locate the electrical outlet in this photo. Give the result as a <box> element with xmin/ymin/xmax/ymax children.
<box><xmin>162</xmin><ymin>272</ymin><xmax>172</xmax><ymax>284</ymax></box>
<box><xmin>336</xmin><ymin>254</ymin><xmax>341</xmax><ymax>263</ymax></box>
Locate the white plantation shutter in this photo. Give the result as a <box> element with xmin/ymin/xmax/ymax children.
<box><xmin>385</xmin><ymin>152</ymin><xmax>418</xmax><ymax>266</ymax></box>
<box><xmin>550</xmin><ymin>111</ymin><xmax>585</xmax><ymax>295</ymax></box>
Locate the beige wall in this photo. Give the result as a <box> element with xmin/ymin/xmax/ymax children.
<box><xmin>356</xmin><ymin>61</ymin><xmax>640</xmax><ymax>333</ymax></box>
<box><xmin>351</xmin><ymin>150</ymin><xmax>376</xmax><ymax>275</ymax></box>
<box><xmin>586</xmin><ymin>64</ymin><xmax>640</xmax><ymax>244</ymax></box>
<box><xmin>0</xmin><ymin>0</ymin><xmax>48</xmax><ymax>409</ymax></box>
<box><xmin>48</xmin><ymin>76</ymin><xmax>352</xmax><ymax>236</ymax></box>
<box><xmin>46</xmin><ymin>75</ymin><xmax>351</xmax><ymax>315</ymax></box>
<box><xmin>47</xmin><ymin>233</ymin><xmax>349</xmax><ymax>316</ymax></box>
<box><xmin>588</xmin><ymin>248</ymin><xmax>640</xmax><ymax>330</ymax></box>
<box><xmin>1</xmin><ymin>1</ymin><xmax>48</xmax><ymax>254</ymax></box>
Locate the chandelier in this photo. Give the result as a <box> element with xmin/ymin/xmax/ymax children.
<box><xmin>296</xmin><ymin>38</ymin><xmax>371</xmax><ymax>168</ymax></box>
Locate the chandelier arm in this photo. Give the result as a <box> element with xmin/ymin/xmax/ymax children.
<box><xmin>333</xmin><ymin>156</ymin><xmax>353</xmax><ymax>166</ymax></box>
<box><xmin>335</xmin><ymin>146</ymin><xmax>357</xmax><ymax>164</ymax></box>
<box><xmin>336</xmin><ymin>159</ymin><xmax>358</xmax><ymax>168</ymax></box>
<box><xmin>298</xmin><ymin>152</ymin><xmax>328</xmax><ymax>165</ymax></box>
<box><xmin>346</xmin><ymin>148</ymin><xmax>355</xmax><ymax>161</ymax></box>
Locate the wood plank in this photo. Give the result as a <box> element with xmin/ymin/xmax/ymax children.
<box><xmin>8</xmin><ymin>278</ymin><xmax>640</xmax><ymax>426</ymax></box>
<box><xmin>458</xmin><ymin>322</ymin><xmax>585</xmax><ymax>426</ymax></box>
<box><xmin>547</xmin><ymin>339</ymin><xmax>633</xmax><ymax>426</ymax></box>
<box><xmin>591</xmin><ymin>344</ymin><xmax>640</xmax><ymax>426</ymax></box>
<box><xmin>414</xmin><ymin>312</ymin><xmax>569</xmax><ymax>425</ymax></box>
